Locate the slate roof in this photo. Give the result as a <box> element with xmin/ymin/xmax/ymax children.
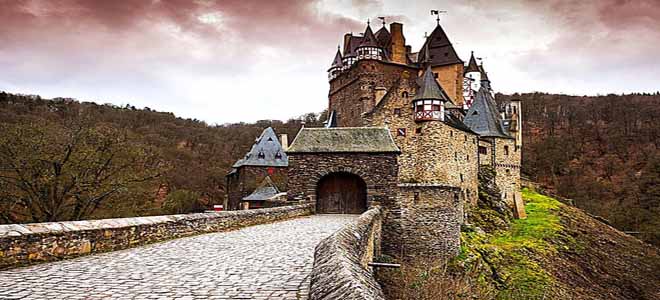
<box><xmin>465</xmin><ymin>51</ymin><xmax>480</xmax><ymax>73</ymax></box>
<box><xmin>479</xmin><ymin>64</ymin><xmax>490</xmax><ymax>81</ymax></box>
<box><xmin>417</xmin><ymin>24</ymin><xmax>463</xmax><ymax>67</ymax></box>
<box><xmin>343</xmin><ymin>35</ymin><xmax>363</xmax><ymax>57</ymax></box>
<box><xmin>375</xmin><ymin>26</ymin><xmax>391</xmax><ymax>48</ymax></box>
<box><xmin>359</xmin><ymin>24</ymin><xmax>379</xmax><ymax>48</ymax></box>
<box><xmin>329</xmin><ymin>47</ymin><xmax>343</xmax><ymax>69</ymax></box>
<box><xmin>413</xmin><ymin>66</ymin><xmax>451</xmax><ymax>102</ymax></box>
<box><xmin>242</xmin><ymin>176</ymin><xmax>281</xmax><ymax>201</ymax></box>
<box><xmin>463</xmin><ymin>88</ymin><xmax>512</xmax><ymax>139</ymax></box>
<box><xmin>232</xmin><ymin>127</ymin><xmax>288</xmax><ymax>168</ymax></box>
<box><xmin>286</xmin><ymin>127</ymin><xmax>400</xmax><ymax>153</ymax></box>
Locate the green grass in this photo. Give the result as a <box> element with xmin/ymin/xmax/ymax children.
<box><xmin>459</xmin><ymin>188</ymin><xmax>565</xmax><ymax>299</ymax></box>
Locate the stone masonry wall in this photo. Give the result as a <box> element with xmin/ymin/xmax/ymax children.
<box><xmin>364</xmin><ymin>82</ymin><xmax>479</xmax><ymax>208</ymax></box>
<box><xmin>309</xmin><ymin>207</ymin><xmax>385</xmax><ymax>300</ymax></box>
<box><xmin>0</xmin><ymin>204</ymin><xmax>313</xmax><ymax>270</ymax></box>
<box><xmin>385</xmin><ymin>184</ymin><xmax>463</xmax><ymax>260</ymax></box>
<box><xmin>493</xmin><ymin>137</ymin><xmax>521</xmax><ymax>207</ymax></box>
<box><xmin>287</xmin><ymin>153</ymin><xmax>399</xmax><ymax>209</ymax></box>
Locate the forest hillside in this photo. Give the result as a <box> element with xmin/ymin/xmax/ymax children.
<box><xmin>1</xmin><ymin>91</ymin><xmax>658</xmax><ymax>247</ymax></box>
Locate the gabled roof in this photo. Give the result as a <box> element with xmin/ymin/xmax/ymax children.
<box><xmin>375</xmin><ymin>26</ymin><xmax>391</xmax><ymax>48</ymax></box>
<box><xmin>329</xmin><ymin>47</ymin><xmax>343</xmax><ymax>69</ymax></box>
<box><xmin>359</xmin><ymin>24</ymin><xmax>379</xmax><ymax>48</ymax></box>
<box><xmin>413</xmin><ymin>66</ymin><xmax>450</xmax><ymax>102</ymax></box>
<box><xmin>242</xmin><ymin>176</ymin><xmax>281</xmax><ymax>201</ymax></box>
<box><xmin>287</xmin><ymin>127</ymin><xmax>400</xmax><ymax>153</ymax></box>
<box><xmin>463</xmin><ymin>88</ymin><xmax>512</xmax><ymax>139</ymax></box>
<box><xmin>465</xmin><ymin>51</ymin><xmax>480</xmax><ymax>73</ymax></box>
<box><xmin>232</xmin><ymin>127</ymin><xmax>288</xmax><ymax>168</ymax></box>
<box><xmin>417</xmin><ymin>24</ymin><xmax>463</xmax><ymax>67</ymax></box>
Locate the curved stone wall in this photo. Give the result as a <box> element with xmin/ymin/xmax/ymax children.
<box><xmin>0</xmin><ymin>204</ymin><xmax>314</xmax><ymax>270</ymax></box>
<box><xmin>309</xmin><ymin>207</ymin><xmax>385</xmax><ymax>300</ymax></box>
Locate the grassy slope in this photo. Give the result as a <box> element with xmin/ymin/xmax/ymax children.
<box><xmin>459</xmin><ymin>188</ymin><xmax>660</xmax><ymax>300</ymax></box>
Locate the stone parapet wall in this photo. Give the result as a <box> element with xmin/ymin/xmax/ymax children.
<box><xmin>0</xmin><ymin>204</ymin><xmax>314</xmax><ymax>270</ymax></box>
<box><xmin>309</xmin><ymin>207</ymin><xmax>385</xmax><ymax>300</ymax></box>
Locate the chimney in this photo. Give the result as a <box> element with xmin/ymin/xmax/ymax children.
<box><xmin>280</xmin><ymin>134</ymin><xmax>288</xmax><ymax>150</ymax></box>
<box><xmin>390</xmin><ymin>22</ymin><xmax>406</xmax><ymax>64</ymax></box>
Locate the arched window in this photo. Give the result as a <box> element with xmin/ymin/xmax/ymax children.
<box><xmin>402</xmin><ymin>91</ymin><xmax>409</xmax><ymax>98</ymax></box>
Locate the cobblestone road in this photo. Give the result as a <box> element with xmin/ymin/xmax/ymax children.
<box><xmin>0</xmin><ymin>215</ymin><xmax>355</xmax><ymax>300</ymax></box>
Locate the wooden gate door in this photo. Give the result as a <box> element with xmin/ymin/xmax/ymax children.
<box><xmin>317</xmin><ymin>173</ymin><xmax>367</xmax><ymax>214</ymax></box>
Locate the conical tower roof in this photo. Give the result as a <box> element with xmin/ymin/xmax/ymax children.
<box><xmin>329</xmin><ymin>47</ymin><xmax>343</xmax><ymax>69</ymax></box>
<box><xmin>464</xmin><ymin>88</ymin><xmax>511</xmax><ymax>138</ymax></box>
<box><xmin>417</xmin><ymin>24</ymin><xmax>462</xmax><ymax>66</ymax></box>
<box><xmin>479</xmin><ymin>63</ymin><xmax>490</xmax><ymax>82</ymax></box>
<box><xmin>359</xmin><ymin>24</ymin><xmax>379</xmax><ymax>48</ymax></box>
<box><xmin>413</xmin><ymin>66</ymin><xmax>450</xmax><ymax>102</ymax></box>
<box><xmin>375</xmin><ymin>26</ymin><xmax>391</xmax><ymax>48</ymax></box>
<box><xmin>465</xmin><ymin>51</ymin><xmax>480</xmax><ymax>73</ymax></box>
<box><xmin>232</xmin><ymin>127</ymin><xmax>288</xmax><ymax>168</ymax></box>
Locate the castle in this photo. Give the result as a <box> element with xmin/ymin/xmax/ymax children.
<box><xmin>227</xmin><ymin>19</ymin><xmax>523</xmax><ymax>259</ymax></box>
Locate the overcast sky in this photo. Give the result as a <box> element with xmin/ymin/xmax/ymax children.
<box><xmin>1</xmin><ymin>0</ymin><xmax>659</xmax><ymax>124</ymax></box>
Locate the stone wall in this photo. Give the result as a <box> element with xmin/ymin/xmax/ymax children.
<box><xmin>386</xmin><ymin>184</ymin><xmax>463</xmax><ymax>260</ymax></box>
<box><xmin>0</xmin><ymin>204</ymin><xmax>313</xmax><ymax>270</ymax></box>
<box><xmin>309</xmin><ymin>207</ymin><xmax>385</xmax><ymax>300</ymax></box>
<box><xmin>364</xmin><ymin>83</ymin><xmax>479</xmax><ymax>207</ymax></box>
<box><xmin>431</xmin><ymin>63</ymin><xmax>465</xmax><ymax>105</ymax></box>
<box><xmin>492</xmin><ymin>137</ymin><xmax>521</xmax><ymax>207</ymax></box>
<box><xmin>287</xmin><ymin>153</ymin><xmax>399</xmax><ymax>209</ymax></box>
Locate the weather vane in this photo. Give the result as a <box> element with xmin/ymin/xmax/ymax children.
<box><xmin>378</xmin><ymin>16</ymin><xmax>386</xmax><ymax>27</ymax></box>
<box><xmin>430</xmin><ymin>10</ymin><xmax>447</xmax><ymax>25</ymax></box>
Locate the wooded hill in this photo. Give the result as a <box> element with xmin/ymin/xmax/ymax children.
<box><xmin>1</xmin><ymin>91</ymin><xmax>658</xmax><ymax>247</ymax></box>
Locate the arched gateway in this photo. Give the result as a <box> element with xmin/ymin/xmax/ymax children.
<box><xmin>316</xmin><ymin>172</ymin><xmax>367</xmax><ymax>214</ymax></box>
<box><xmin>285</xmin><ymin>127</ymin><xmax>400</xmax><ymax>214</ymax></box>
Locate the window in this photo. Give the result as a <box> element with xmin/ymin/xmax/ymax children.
<box><xmin>414</xmin><ymin>192</ymin><xmax>420</xmax><ymax>202</ymax></box>
<box><xmin>402</xmin><ymin>91</ymin><xmax>409</xmax><ymax>98</ymax></box>
<box><xmin>397</xmin><ymin>128</ymin><xmax>407</xmax><ymax>137</ymax></box>
<box><xmin>275</xmin><ymin>151</ymin><xmax>282</xmax><ymax>160</ymax></box>
<box><xmin>454</xmin><ymin>152</ymin><xmax>458</xmax><ymax>161</ymax></box>
<box><xmin>257</xmin><ymin>151</ymin><xmax>265</xmax><ymax>159</ymax></box>
<box><xmin>504</xmin><ymin>145</ymin><xmax>510</xmax><ymax>155</ymax></box>
<box><xmin>460</xmin><ymin>174</ymin><xmax>464</xmax><ymax>182</ymax></box>
<box><xmin>433</xmin><ymin>73</ymin><xmax>439</xmax><ymax>78</ymax></box>
<box><xmin>506</xmin><ymin>169</ymin><xmax>511</xmax><ymax>175</ymax></box>
<box><xmin>394</xmin><ymin>108</ymin><xmax>401</xmax><ymax>117</ymax></box>
<box><xmin>415</xmin><ymin>127</ymin><xmax>422</xmax><ymax>134</ymax></box>
<box><xmin>466</xmin><ymin>154</ymin><xmax>470</xmax><ymax>161</ymax></box>
<box><xmin>450</xmin><ymin>131</ymin><xmax>453</xmax><ymax>137</ymax></box>
<box><xmin>478</xmin><ymin>146</ymin><xmax>488</xmax><ymax>154</ymax></box>
<box><xmin>464</xmin><ymin>135</ymin><xmax>468</xmax><ymax>142</ymax></box>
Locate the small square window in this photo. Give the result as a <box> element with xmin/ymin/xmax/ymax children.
<box><xmin>394</xmin><ymin>108</ymin><xmax>401</xmax><ymax>117</ymax></box>
<box><xmin>415</xmin><ymin>127</ymin><xmax>422</xmax><ymax>134</ymax></box>
<box><xmin>397</xmin><ymin>128</ymin><xmax>407</xmax><ymax>137</ymax></box>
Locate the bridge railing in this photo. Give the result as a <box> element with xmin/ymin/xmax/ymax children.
<box><xmin>0</xmin><ymin>204</ymin><xmax>314</xmax><ymax>270</ymax></box>
<box><xmin>309</xmin><ymin>207</ymin><xmax>386</xmax><ymax>300</ymax></box>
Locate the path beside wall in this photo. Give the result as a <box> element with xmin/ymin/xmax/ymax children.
<box><xmin>0</xmin><ymin>204</ymin><xmax>313</xmax><ymax>270</ymax></box>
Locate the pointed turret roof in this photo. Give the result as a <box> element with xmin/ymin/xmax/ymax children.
<box><xmin>465</xmin><ymin>51</ymin><xmax>480</xmax><ymax>73</ymax></box>
<box><xmin>413</xmin><ymin>66</ymin><xmax>451</xmax><ymax>101</ymax></box>
<box><xmin>359</xmin><ymin>24</ymin><xmax>379</xmax><ymax>48</ymax></box>
<box><xmin>464</xmin><ymin>88</ymin><xmax>512</xmax><ymax>139</ymax></box>
<box><xmin>375</xmin><ymin>26</ymin><xmax>391</xmax><ymax>48</ymax></box>
<box><xmin>232</xmin><ymin>127</ymin><xmax>288</xmax><ymax>168</ymax></box>
<box><xmin>417</xmin><ymin>24</ymin><xmax>462</xmax><ymax>67</ymax></box>
<box><xmin>479</xmin><ymin>63</ymin><xmax>490</xmax><ymax>82</ymax></box>
<box><xmin>329</xmin><ymin>47</ymin><xmax>343</xmax><ymax>69</ymax></box>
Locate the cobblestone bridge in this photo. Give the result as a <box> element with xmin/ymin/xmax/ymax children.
<box><xmin>0</xmin><ymin>215</ymin><xmax>356</xmax><ymax>300</ymax></box>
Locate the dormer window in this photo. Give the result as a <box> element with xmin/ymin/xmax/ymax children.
<box><xmin>275</xmin><ymin>151</ymin><xmax>282</xmax><ymax>160</ymax></box>
<box><xmin>257</xmin><ymin>151</ymin><xmax>265</xmax><ymax>159</ymax></box>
